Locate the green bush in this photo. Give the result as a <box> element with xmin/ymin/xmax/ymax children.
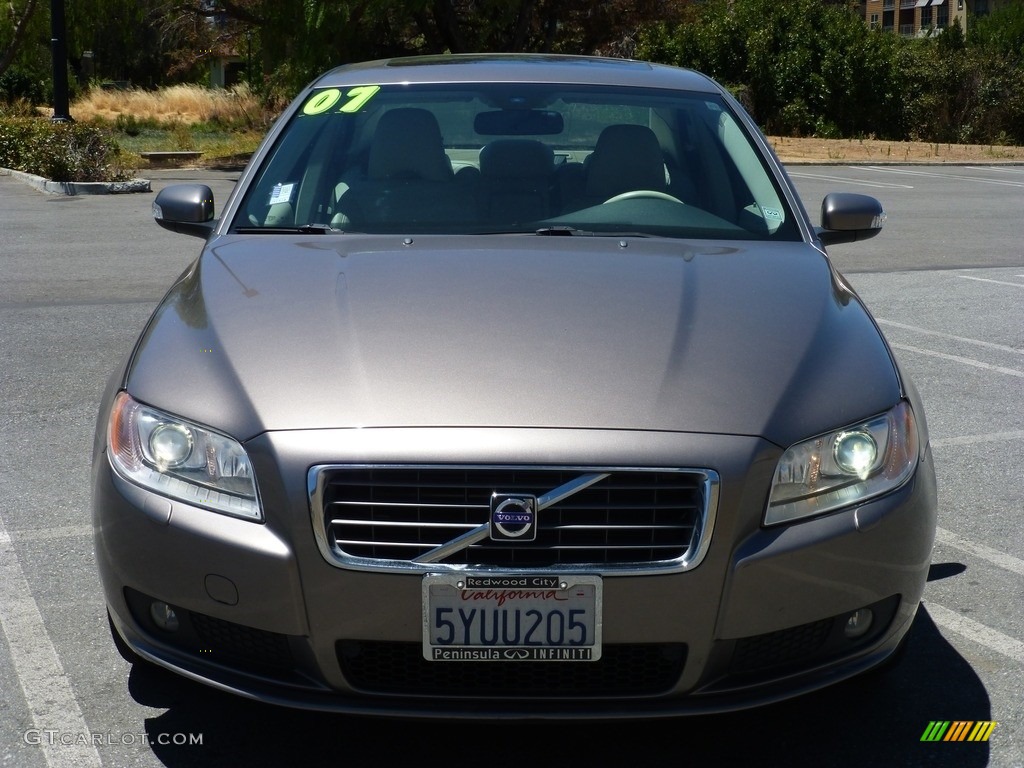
<box><xmin>0</xmin><ymin>68</ymin><xmax>47</xmax><ymax>105</ymax></box>
<box><xmin>114</xmin><ymin>113</ymin><xmax>142</xmax><ymax>136</ymax></box>
<box><xmin>0</xmin><ymin>118</ymin><xmax>132</xmax><ymax>182</ymax></box>
<box><xmin>635</xmin><ymin>0</ymin><xmax>1023</xmax><ymax>145</ymax></box>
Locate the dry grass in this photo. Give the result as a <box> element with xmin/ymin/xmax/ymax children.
<box><xmin>770</xmin><ymin>135</ymin><xmax>1024</xmax><ymax>164</ymax></box>
<box><xmin>55</xmin><ymin>85</ymin><xmax>1024</xmax><ymax>167</ymax></box>
<box><xmin>70</xmin><ymin>83</ymin><xmax>263</xmax><ymax>126</ymax></box>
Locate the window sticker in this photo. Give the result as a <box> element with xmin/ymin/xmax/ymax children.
<box><xmin>338</xmin><ymin>85</ymin><xmax>380</xmax><ymax>113</ymax></box>
<box><xmin>302</xmin><ymin>85</ymin><xmax>381</xmax><ymax>116</ymax></box>
<box><xmin>761</xmin><ymin>206</ymin><xmax>784</xmax><ymax>221</ymax></box>
<box><xmin>302</xmin><ymin>89</ymin><xmax>342</xmax><ymax>115</ymax></box>
<box><xmin>268</xmin><ymin>182</ymin><xmax>295</xmax><ymax>206</ymax></box>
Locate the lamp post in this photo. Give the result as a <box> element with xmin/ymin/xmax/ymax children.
<box><xmin>50</xmin><ymin>0</ymin><xmax>73</xmax><ymax>122</ymax></box>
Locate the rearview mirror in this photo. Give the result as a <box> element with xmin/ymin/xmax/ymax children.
<box><xmin>474</xmin><ymin>109</ymin><xmax>564</xmax><ymax>136</ymax></box>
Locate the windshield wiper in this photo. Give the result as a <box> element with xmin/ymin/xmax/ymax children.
<box><xmin>233</xmin><ymin>223</ymin><xmax>343</xmax><ymax>235</ymax></box>
<box><xmin>298</xmin><ymin>223</ymin><xmax>339</xmax><ymax>234</ymax></box>
<box><xmin>534</xmin><ymin>226</ymin><xmax>582</xmax><ymax>236</ymax></box>
<box><xmin>535</xmin><ymin>226</ymin><xmax>655</xmax><ymax>238</ymax></box>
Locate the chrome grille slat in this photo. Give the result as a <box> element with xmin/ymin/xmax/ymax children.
<box><xmin>468</xmin><ymin>543</ymin><xmax>687</xmax><ymax>551</ymax></box>
<box><xmin>334</xmin><ymin>540</ymin><xmax>442</xmax><ymax>549</ymax></box>
<box><xmin>329</xmin><ymin>519</ymin><xmax>477</xmax><ymax>530</ymax></box>
<box><xmin>327</xmin><ymin>505</ymin><xmax>487</xmax><ymax>512</ymax></box>
<box><xmin>552</xmin><ymin>528</ymin><xmax>688</xmax><ymax>532</ymax></box>
<box><xmin>309</xmin><ymin>465</ymin><xmax>719</xmax><ymax>575</ymax></box>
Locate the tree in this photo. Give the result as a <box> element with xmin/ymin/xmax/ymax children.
<box><xmin>152</xmin><ymin>0</ymin><xmax>687</xmax><ymax>98</ymax></box>
<box><xmin>970</xmin><ymin>1</ymin><xmax>1024</xmax><ymax>61</ymax></box>
<box><xmin>635</xmin><ymin>0</ymin><xmax>1024</xmax><ymax>144</ymax></box>
<box><xmin>635</xmin><ymin>0</ymin><xmax>892</xmax><ymax>135</ymax></box>
<box><xmin>0</xmin><ymin>0</ymin><xmax>40</xmax><ymax>81</ymax></box>
<box><xmin>66</xmin><ymin>0</ymin><xmax>171</xmax><ymax>86</ymax></box>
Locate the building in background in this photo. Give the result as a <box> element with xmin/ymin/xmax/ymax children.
<box><xmin>863</xmin><ymin>0</ymin><xmax>1009</xmax><ymax>36</ymax></box>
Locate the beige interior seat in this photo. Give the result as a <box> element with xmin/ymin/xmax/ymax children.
<box><xmin>585</xmin><ymin>124</ymin><xmax>668</xmax><ymax>201</ymax></box>
<box><xmin>478</xmin><ymin>139</ymin><xmax>554</xmax><ymax>225</ymax></box>
<box><xmin>557</xmin><ymin>124</ymin><xmax>671</xmax><ymax>213</ymax></box>
<box><xmin>334</xmin><ymin>108</ymin><xmax>475</xmax><ymax>228</ymax></box>
<box><xmin>367</xmin><ymin>108</ymin><xmax>454</xmax><ymax>182</ymax></box>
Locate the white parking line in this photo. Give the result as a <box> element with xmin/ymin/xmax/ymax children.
<box><xmin>925</xmin><ymin>602</ymin><xmax>1024</xmax><ymax>665</ymax></box>
<box><xmin>876</xmin><ymin>319</ymin><xmax>1024</xmax><ymax>356</ymax></box>
<box><xmin>9</xmin><ymin>525</ymin><xmax>93</xmax><ymax>543</ymax></box>
<box><xmin>966</xmin><ymin>166</ymin><xmax>1024</xmax><ymax>174</ymax></box>
<box><xmin>932</xmin><ymin>430</ymin><xmax>1024</xmax><ymax>448</ymax></box>
<box><xmin>956</xmin><ymin>275</ymin><xmax>1024</xmax><ymax>289</ymax></box>
<box><xmin>864</xmin><ymin>166</ymin><xmax>1024</xmax><ymax>187</ymax></box>
<box><xmin>934</xmin><ymin>526</ymin><xmax>1024</xmax><ymax>578</ymax></box>
<box><xmin>0</xmin><ymin>512</ymin><xmax>102</xmax><ymax>768</ymax></box>
<box><xmin>888</xmin><ymin>342</ymin><xmax>1024</xmax><ymax>377</ymax></box>
<box><xmin>787</xmin><ymin>171</ymin><xmax>913</xmax><ymax>189</ymax></box>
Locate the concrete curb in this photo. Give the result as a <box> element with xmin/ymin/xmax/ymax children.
<box><xmin>1</xmin><ymin>167</ymin><xmax>151</xmax><ymax>195</ymax></box>
<box><xmin>778</xmin><ymin>159</ymin><xmax>1024</xmax><ymax>166</ymax></box>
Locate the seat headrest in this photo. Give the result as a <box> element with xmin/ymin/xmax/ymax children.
<box><xmin>585</xmin><ymin>124</ymin><xmax>666</xmax><ymax>198</ymax></box>
<box><xmin>479</xmin><ymin>140</ymin><xmax>554</xmax><ymax>179</ymax></box>
<box><xmin>368</xmin><ymin>108</ymin><xmax>453</xmax><ymax>181</ymax></box>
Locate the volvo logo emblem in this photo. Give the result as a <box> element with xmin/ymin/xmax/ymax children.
<box><xmin>489</xmin><ymin>494</ymin><xmax>538</xmax><ymax>541</ymax></box>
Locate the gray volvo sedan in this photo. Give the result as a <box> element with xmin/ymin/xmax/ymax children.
<box><xmin>92</xmin><ymin>54</ymin><xmax>937</xmax><ymax>718</ymax></box>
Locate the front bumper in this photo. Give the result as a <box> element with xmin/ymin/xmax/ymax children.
<box><xmin>93</xmin><ymin>427</ymin><xmax>937</xmax><ymax>719</ymax></box>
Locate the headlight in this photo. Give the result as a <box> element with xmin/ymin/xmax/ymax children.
<box><xmin>106</xmin><ymin>391</ymin><xmax>262</xmax><ymax>521</ymax></box>
<box><xmin>765</xmin><ymin>401</ymin><xmax>919</xmax><ymax>526</ymax></box>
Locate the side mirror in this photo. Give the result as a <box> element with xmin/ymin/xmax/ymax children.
<box><xmin>817</xmin><ymin>192</ymin><xmax>885</xmax><ymax>246</ymax></box>
<box><xmin>153</xmin><ymin>184</ymin><xmax>216</xmax><ymax>239</ymax></box>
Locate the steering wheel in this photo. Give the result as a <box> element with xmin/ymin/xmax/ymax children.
<box><xmin>602</xmin><ymin>190</ymin><xmax>684</xmax><ymax>205</ymax></box>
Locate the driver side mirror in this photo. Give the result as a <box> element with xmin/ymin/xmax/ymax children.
<box><xmin>817</xmin><ymin>192</ymin><xmax>885</xmax><ymax>246</ymax></box>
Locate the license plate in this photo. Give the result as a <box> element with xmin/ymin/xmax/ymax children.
<box><xmin>422</xmin><ymin>574</ymin><xmax>602</xmax><ymax>661</ymax></box>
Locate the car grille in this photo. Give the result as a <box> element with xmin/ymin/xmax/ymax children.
<box><xmin>724</xmin><ymin>595</ymin><xmax>902</xmax><ymax>679</ymax></box>
<box><xmin>190</xmin><ymin>612</ymin><xmax>294</xmax><ymax>671</ymax></box>
<box><xmin>310</xmin><ymin>466</ymin><xmax>717</xmax><ymax>574</ymax></box>
<box><xmin>337</xmin><ymin>641</ymin><xmax>686</xmax><ymax>697</ymax></box>
<box><xmin>729</xmin><ymin>618</ymin><xmax>833</xmax><ymax>673</ymax></box>
<box><xmin>123</xmin><ymin>587</ymin><xmax>298</xmax><ymax>680</ymax></box>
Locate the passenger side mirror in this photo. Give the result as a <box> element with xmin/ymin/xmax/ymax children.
<box><xmin>153</xmin><ymin>184</ymin><xmax>216</xmax><ymax>239</ymax></box>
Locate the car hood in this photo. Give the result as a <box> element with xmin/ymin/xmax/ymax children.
<box><xmin>127</xmin><ymin>234</ymin><xmax>900</xmax><ymax>447</ymax></box>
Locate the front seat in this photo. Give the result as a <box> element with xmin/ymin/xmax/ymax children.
<box><xmin>335</xmin><ymin>108</ymin><xmax>471</xmax><ymax>227</ymax></box>
<box><xmin>584</xmin><ymin>124</ymin><xmax>668</xmax><ymax>202</ymax></box>
<box><xmin>478</xmin><ymin>139</ymin><xmax>555</xmax><ymax>225</ymax></box>
<box><xmin>367</xmin><ymin>108</ymin><xmax>454</xmax><ymax>183</ymax></box>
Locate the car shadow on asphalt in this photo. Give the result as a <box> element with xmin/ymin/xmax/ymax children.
<box><xmin>124</xmin><ymin>599</ymin><xmax>990</xmax><ymax>768</ymax></box>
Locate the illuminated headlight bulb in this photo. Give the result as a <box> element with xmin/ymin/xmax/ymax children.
<box><xmin>149</xmin><ymin>423</ymin><xmax>194</xmax><ymax>468</ymax></box>
<box><xmin>833</xmin><ymin>430</ymin><xmax>877</xmax><ymax>478</ymax></box>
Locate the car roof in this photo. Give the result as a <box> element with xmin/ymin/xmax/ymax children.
<box><xmin>310</xmin><ymin>53</ymin><xmax>721</xmax><ymax>93</ymax></box>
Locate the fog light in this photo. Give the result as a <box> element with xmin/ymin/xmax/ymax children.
<box><xmin>844</xmin><ymin>608</ymin><xmax>874</xmax><ymax>639</ymax></box>
<box><xmin>150</xmin><ymin>602</ymin><xmax>180</xmax><ymax>632</ymax></box>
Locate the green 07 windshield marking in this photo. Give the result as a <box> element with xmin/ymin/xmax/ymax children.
<box><xmin>302</xmin><ymin>85</ymin><xmax>380</xmax><ymax>116</ymax></box>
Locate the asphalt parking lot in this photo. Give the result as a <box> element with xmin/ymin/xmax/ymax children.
<box><xmin>0</xmin><ymin>163</ymin><xmax>1021</xmax><ymax>768</ymax></box>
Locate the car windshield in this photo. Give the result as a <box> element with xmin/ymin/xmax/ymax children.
<box><xmin>236</xmin><ymin>82</ymin><xmax>801</xmax><ymax>241</ymax></box>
